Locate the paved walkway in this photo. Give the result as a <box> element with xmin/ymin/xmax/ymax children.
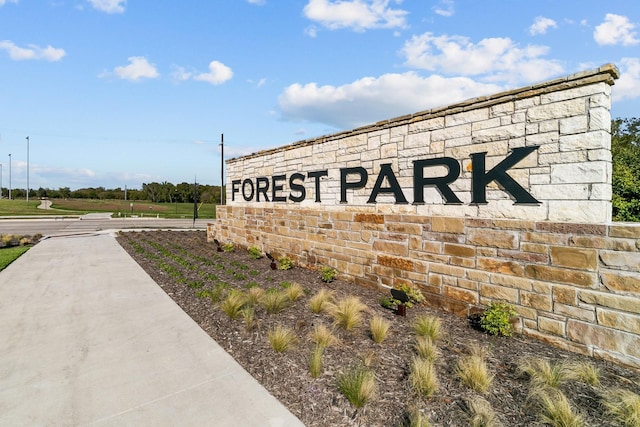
<box><xmin>0</xmin><ymin>232</ymin><xmax>304</xmax><ymax>426</ymax></box>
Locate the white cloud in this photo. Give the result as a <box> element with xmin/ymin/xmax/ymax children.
<box><xmin>612</xmin><ymin>57</ymin><xmax>640</xmax><ymax>101</ymax></box>
<box><xmin>170</xmin><ymin>65</ymin><xmax>192</xmax><ymax>82</ymax></box>
<box><xmin>433</xmin><ymin>0</ymin><xmax>454</xmax><ymax>17</ymax></box>
<box><xmin>0</xmin><ymin>40</ymin><xmax>66</xmax><ymax>61</ymax></box>
<box><xmin>594</xmin><ymin>14</ymin><xmax>639</xmax><ymax>46</ymax></box>
<box><xmin>303</xmin><ymin>0</ymin><xmax>408</xmax><ymax>32</ymax></box>
<box><xmin>401</xmin><ymin>32</ymin><xmax>563</xmax><ymax>85</ymax></box>
<box><xmin>278</xmin><ymin>72</ymin><xmax>501</xmax><ymax>129</ymax></box>
<box><xmin>529</xmin><ymin>16</ymin><xmax>557</xmax><ymax>35</ymax></box>
<box><xmin>0</xmin><ymin>0</ymin><xmax>19</xmax><ymax>7</ymax></box>
<box><xmin>103</xmin><ymin>56</ymin><xmax>159</xmax><ymax>81</ymax></box>
<box><xmin>247</xmin><ymin>0</ymin><xmax>266</xmax><ymax>4</ymax></box>
<box><xmin>193</xmin><ymin>61</ymin><xmax>233</xmax><ymax>85</ymax></box>
<box><xmin>87</xmin><ymin>0</ymin><xmax>126</xmax><ymax>14</ymax></box>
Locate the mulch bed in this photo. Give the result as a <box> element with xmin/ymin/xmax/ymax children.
<box><xmin>117</xmin><ymin>230</ymin><xmax>640</xmax><ymax>427</ymax></box>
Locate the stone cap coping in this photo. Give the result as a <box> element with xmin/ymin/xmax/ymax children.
<box><xmin>228</xmin><ymin>63</ymin><xmax>619</xmax><ymax>163</ymax></box>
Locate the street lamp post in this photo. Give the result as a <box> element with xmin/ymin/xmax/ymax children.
<box><xmin>26</xmin><ymin>136</ymin><xmax>29</xmax><ymax>202</ymax></box>
<box><xmin>8</xmin><ymin>153</ymin><xmax>11</xmax><ymax>200</ymax></box>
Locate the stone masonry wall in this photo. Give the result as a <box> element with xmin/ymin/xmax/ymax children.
<box><xmin>213</xmin><ymin>64</ymin><xmax>640</xmax><ymax>368</ymax></box>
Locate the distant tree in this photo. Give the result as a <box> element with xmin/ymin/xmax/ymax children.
<box><xmin>612</xmin><ymin>117</ymin><xmax>640</xmax><ymax>222</ymax></box>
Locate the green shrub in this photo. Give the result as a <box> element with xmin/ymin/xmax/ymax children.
<box><xmin>412</xmin><ymin>314</ymin><xmax>442</xmax><ymax>341</ymax></box>
<box><xmin>410</xmin><ymin>357</ymin><xmax>438</xmax><ymax>397</ymax></box>
<box><xmin>222</xmin><ymin>243</ymin><xmax>234</xmax><ymax>253</ymax></box>
<box><xmin>247</xmin><ymin>245</ymin><xmax>262</xmax><ymax>259</ymax></box>
<box><xmin>220</xmin><ymin>290</ymin><xmax>247</xmax><ymax>319</ymax></box>
<box><xmin>278</xmin><ymin>256</ymin><xmax>294</xmax><ymax>270</ymax></box>
<box><xmin>391</xmin><ymin>283</ymin><xmax>425</xmax><ymax>308</ymax></box>
<box><xmin>320</xmin><ymin>266</ymin><xmax>337</xmax><ymax>283</ymax></box>
<box><xmin>331</xmin><ymin>296</ymin><xmax>367</xmax><ymax>331</ymax></box>
<box><xmin>267</xmin><ymin>325</ymin><xmax>297</xmax><ymax>352</ymax></box>
<box><xmin>480</xmin><ymin>302</ymin><xmax>517</xmax><ymax>337</ymax></box>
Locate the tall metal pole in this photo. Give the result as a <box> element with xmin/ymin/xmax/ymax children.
<box><xmin>8</xmin><ymin>153</ymin><xmax>11</xmax><ymax>200</ymax></box>
<box><xmin>0</xmin><ymin>163</ymin><xmax>3</xmax><ymax>199</ymax></box>
<box><xmin>26</xmin><ymin>136</ymin><xmax>29</xmax><ymax>202</ymax></box>
<box><xmin>220</xmin><ymin>133</ymin><xmax>224</xmax><ymax>205</ymax></box>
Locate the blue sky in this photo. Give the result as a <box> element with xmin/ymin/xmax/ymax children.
<box><xmin>1</xmin><ymin>0</ymin><xmax>639</xmax><ymax>191</ymax></box>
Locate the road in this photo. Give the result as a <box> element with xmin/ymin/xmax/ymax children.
<box><xmin>0</xmin><ymin>214</ymin><xmax>212</xmax><ymax>237</ymax></box>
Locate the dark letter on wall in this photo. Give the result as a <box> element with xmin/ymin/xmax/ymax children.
<box><xmin>471</xmin><ymin>146</ymin><xmax>540</xmax><ymax>204</ymax></box>
<box><xmin>256</xmin><ymin>177</ymin><xmax>270</xmax><ymax>202</ymax></box>
<box><xmin>242</xmin><ymin>179</ymin><xmax>255</xmax><ymax>201</ymax></box>
<box><xmin>231</xmin><ymin>180</ymin><xmax>240</xmax><ymax>201</ymax></box>
<box><xmin>340</xmin><ymin>167</ymin><xmax>368</xmax><ymax>203</ymax></box>
<box><xmin>368</xmin><ymin>163</ymin><xmax>408</xmax><ymax>204</ymax></box>
<box><xmin>289</xmin><ymin>173</ymin><xmax>306</xmax><ymax>202</ymax></box>
<box><xmin>308</xmin><ymin>170</ymin><xmax>328</xmax><ymax>202</ymax></box>
<box><xmin>413</xmin><ymin>157</ymin><xmax>462</xmax><ymax>204</ymax></box>
<box><xmin>272</xmin><ymin>175</ymin><xmax>286</xmax><ymax>202</ymax></box>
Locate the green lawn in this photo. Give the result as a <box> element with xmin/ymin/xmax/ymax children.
<box><xmin>0</xmin><ymin>198</ymin><xmax>217</xmax><ymax>218</ymax></box>
<box><xmin>0</xmin><ymin>246</ymin><xmax>29</xmax><ymax>271</ymax></box>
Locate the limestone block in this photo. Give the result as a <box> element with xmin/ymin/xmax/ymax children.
<box><xmin>471</xmin><ymin>123</ymin><xmax>526</xmax><ymax>143</ymax></box>
<box><xmin>467</xmin><ymin>229</ymin><xmax>519</xmax><ymax>249</ymax></box>
<box><xmin>377</xmin><ymin>255</ymin><xmax>414</xmax><ymax>271</ymax></box>
<box><xmin>527</xmin><ymin>98</ymin><xmax>586</xmax><ymax>122</ymax></box>
<box><xmin>589</xmin><ymin>107</ymin><xmax>611</xmax><ymax>132</ymax></box>
<box><xmin>579</xmin><ymin>291</ymin><xmax>640</xmax><ymax>314</ymax></box>
<box><xmin>601</xmin><ymin>270</ymin><xmax>640</xmax><ymax>294</ymax></box>
<box><xmin>490</xmin><ymin>102</ymin><xmax>515</xmax><ymax>117</ymax></box>
<box><xmin>554</xmin><ymin>303</ymin><xmax>596</xmax><ymax>322</ymax></box>
<box><xmin>444</xmin><ymin>285</ymin><xmax>478</xmax><ymax>304</ymax></box>
<box><xmin>490</xmin><ymin>272</ymin><xmax>532</xmax><ymax>290</ymax></box>
<box><xmin>525</xmin><ymin>264</ymin><xmax>596</xmax><ymax>287</ymax></box>
<box><xmin>609</xmin><ymin>225</ymin><xmax>640</xmax><ymax>239</ymax></box>
<box><xmin>476</xmin><ymin>202</ymin><xmax>549</xmax><ymax>222</ymax></box>
<box><xmin>568</xmin><ymin>319</ymin><xmax>640</xmax><ymax>359</ymax></box>
<box><xmin>538</xmin><ymin>316</ymin><xmax>566</xmax><ymax>336</ymax></box>
<box><xmin>531</xmin><ymin>183</ymin><xmax>589</xmax><ymax>200</ymax></box>
<box><xmin>559</xmin><ymin>130</ymin><xmax>610</xmax><ymax>152</ymax></box>
<box><xmin>431</xmin><ymin>217</ymin><xmax>465</xmax><ymax>234</ymax></box>
<box><xmin>444</xmin><ymin>243</ymin><xmax>476</xmax><ymax>258</ymax></box>
<box><xmin>472</xmin><ymin>117</ymin><xmax>501</xmax><ymax>131</ymax></box>
<box><xmin>548</xmin><ymin>200</ymin><xmax>611</xmax><ymax>224</ymax></box>
<box><xmin>404</xmin><ymin>132</ymin><xmax>431</xmax><ymax>149</ymax></box>
<box><xmin>445</xmin><ymin>140</ymin><xmax>507</xmax><ymax>159</ymax></box>
<box><xmin>372</xmin><ymin>239</ymin><xmax>407</xmax><ymax>256</ymax></box>
<box><xmin>550</xmin><ymin>246</ymin><xmax>597</xmax><ymax>270</ymax></box>
<box><xmin>525</xmin><ymin>131</ymin><xmax>560</xmax><ymax>148</ymax></box>
<box><xmin>541</xmin><ymin>85</ymin><xmax>600</xmax><ymax>103</ymax></box>
<box><xmin>409</xmin><ymin>117</ymin><xmax>445</xmax><ymax>133</ymax></box>
<box><xmin>599</xmin><ymin>251</ymin><xmax>640</xmax><ymax>272</ymax></box>
<box><xmin>559</xmin><ymin>116</ymin><xmax>588</xmax><ymax>135</ymax></box>
<box><xmin>551</xmin><ymin>286</ymin><xmax>577</xmax><ymax>305</ymax></box>
<box><xmin>446</xmin><ymin>108</ymin><xmax>489</xmax><ymax>126</ymax></box>
<box><xmin>284</xmin><ymin>145</ymin><xmax>312</xmax><ymax>160</ymax></box>
<box><xmin>479</xmin><ymin>283</ymin><xmax>519</xmax><ymax>302</ymax></box>
<box><xmin>477</xmin><ymin>257</ymin><xmax>524</xmax><ymax>276</ymax></box>
<box><xmin>432</xmin><ymin>123</ymin><xmax>471</xmax><ymax>141</ymax></box>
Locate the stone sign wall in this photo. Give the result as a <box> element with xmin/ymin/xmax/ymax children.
<box><xmin>213</xmin><ymin>64</ymin><xmax>640</xmax><ymax>369</ymax></box>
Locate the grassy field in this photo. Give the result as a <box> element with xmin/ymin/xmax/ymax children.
<box><xmin>0</xmin><ymin>198</ymin><xmax>217</xmax><ymax>218</ymax></box>
<box><xmin>0</xmin><ymin>246</ymin><xmax>29</xmax><ymax>271</ymax></box>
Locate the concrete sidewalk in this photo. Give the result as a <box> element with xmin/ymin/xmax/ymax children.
<box><xmin>0</xmin><ymin>232</ymin><xmax>304</xmax><ymax>426</ymax></box>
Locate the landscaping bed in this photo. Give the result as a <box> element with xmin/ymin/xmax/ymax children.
<box><xmin>117</xmin><ymin>230</ymin><xmax>640</xmax><ymax>427</ymax></box>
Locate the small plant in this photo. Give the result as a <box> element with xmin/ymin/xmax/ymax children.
<box><xmin>188</xmin><ymin>280</ymin><xmax>204</xmax><ymax>289</ymax></box>
<box><xmin>220</xmin><ymin>290</ymin><xmax>247</xmax><ymax>319</ymax></box>
<box><xmin>278</xmin><ymin>256</ymin><xmax>294</xmax><ymax>270</ymax></box>
<box><xmin>331</xmin><ymin>296</ymin><xmax>367</xmax><ymax>331</ymax></box>
<box><xmin>369</xmin><ymin>315</ymin><xmax>390</xmax><ymax>344</ymax></box>
<box><xmin>246</xmin><ymin>286</ymin><xmax>265</xmax><ymax>306</ymax></box>
<box><xmin>466</xmin><ymin>397</ymin><xmax>500</xmax><ymax>427</ymax></box>
<box><xmin>262</xmin><ymin>290</ymin><xmax>290</xmax><ymax>314</ymax></box>
<box><xmin>414</xmin><ymin>336</ymin><xmax>439</xmax><ymax>362</ymax></box>
<box><xmin>603</xmin><ymin>388</ymin><xmax>640</xmax><ymax>427</ymax></box>
<box><xmin>531</xmin><ymin>388</ymin><xmax>584</xmax><ymax>427</ymax></box>
<box><xmin>310</xmin><ymin>323</ymin><xmax>339</xmax><ymax>349</ymax></box>
<box><xmin>309</xmin><ymin>288</ymin><xmax>335</xmax><ymax>314</ymax></box>
<box><xmin>412</xmin><ymin>314</ymin><xmax>442</xmax><ymax>341</ymax></box>
<box><xmin>210</xmin><ymin>282</ymin><xmax>229</xmax><ymax>303</ymax></box>
<box><xmin>267</xmin><ymin>324</ymin><xmax>297</xmax><ymax>352</ymax></box>
<box><xmin>222</xmin><ymin>243</ymin><xmax>234</xmax><ymax>252</ymax></box>
<box><xmin>320</xmin><ymin>266</ymin><xmax>337</xmax><ymax>283</ymax></box>
<box><xmin>309</xmin><ymin>345</ymin><xmax>324</xmax><ymax>378</ymax></box>
<box><xmin>195</xmin><ymin>289</ymin><xmax>213</xmax><ymax>299</ymax></box>
<box><xmin>518</xmin><ymin>357</ymin><xmax>567</xmax><ymax>390</ymax></box>
<box><xmin>392</xmin><ymin>283</ymin><xmax>425</xmax><ymax>308</ymax></box>
<box><xmin>565</xmin><ymin>361</ymin><xmax>600</xmax><ymax>387</ymax></box>
<box><xmin>480</xmin><ymin>302</ymin><xmax>517</xmax><ymax>337</ymax></box>
<box><xmin>232</xmin><ymin>271</ymin><xmax>247</xmax><ymax>281</ymax></box>
<box><xmin>379</xmin><ymin>296</ymin><xmax>397</xmax><ymax>310</ymax></box>
<box><xmin>410</xmin><ymin>357</ymin><xmax>438</xmax><ymax>397</ymax></box>
<box><xmin>408</xmin><ymin>405</ymin><xmax>432</xmax><ymax>427</ymax></box>
<box><xmin>19</xmin><ymin>237</ymin><xmax>30</xmax><ymax>246</ymax></box>
<box><xmin>456</xmin><ymin>344</ymin><xmax>494</xmax><ymax>393</ymax></box>
<box><xmin>247</xmin><ymin>245</ymin><xmax>263</xmax><ymax>259</ymax></box>
<box><xmin>241</xmin><ymin>306</ymin><xmax>258</xmax><ymax>331</ymax></box>
<box><xmin>284</xmin><ymin>282</ymin><xmax>304</xmax><ymax>302</ymax></box>
<box><xmin>337</xmin><ymin>365</ymin><xmax>377</xmax><ymax>408</ymax></box>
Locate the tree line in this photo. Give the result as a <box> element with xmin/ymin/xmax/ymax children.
<box><xmin>1</xmin><ymin>182</ymin><xmax>223</xmax><ymax>204</ymax></box>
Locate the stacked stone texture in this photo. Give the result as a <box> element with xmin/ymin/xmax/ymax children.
<box><xmin>215</xmin><ymin>64</ymin><xmax>640</xmax><ymax>369</ymax></box>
